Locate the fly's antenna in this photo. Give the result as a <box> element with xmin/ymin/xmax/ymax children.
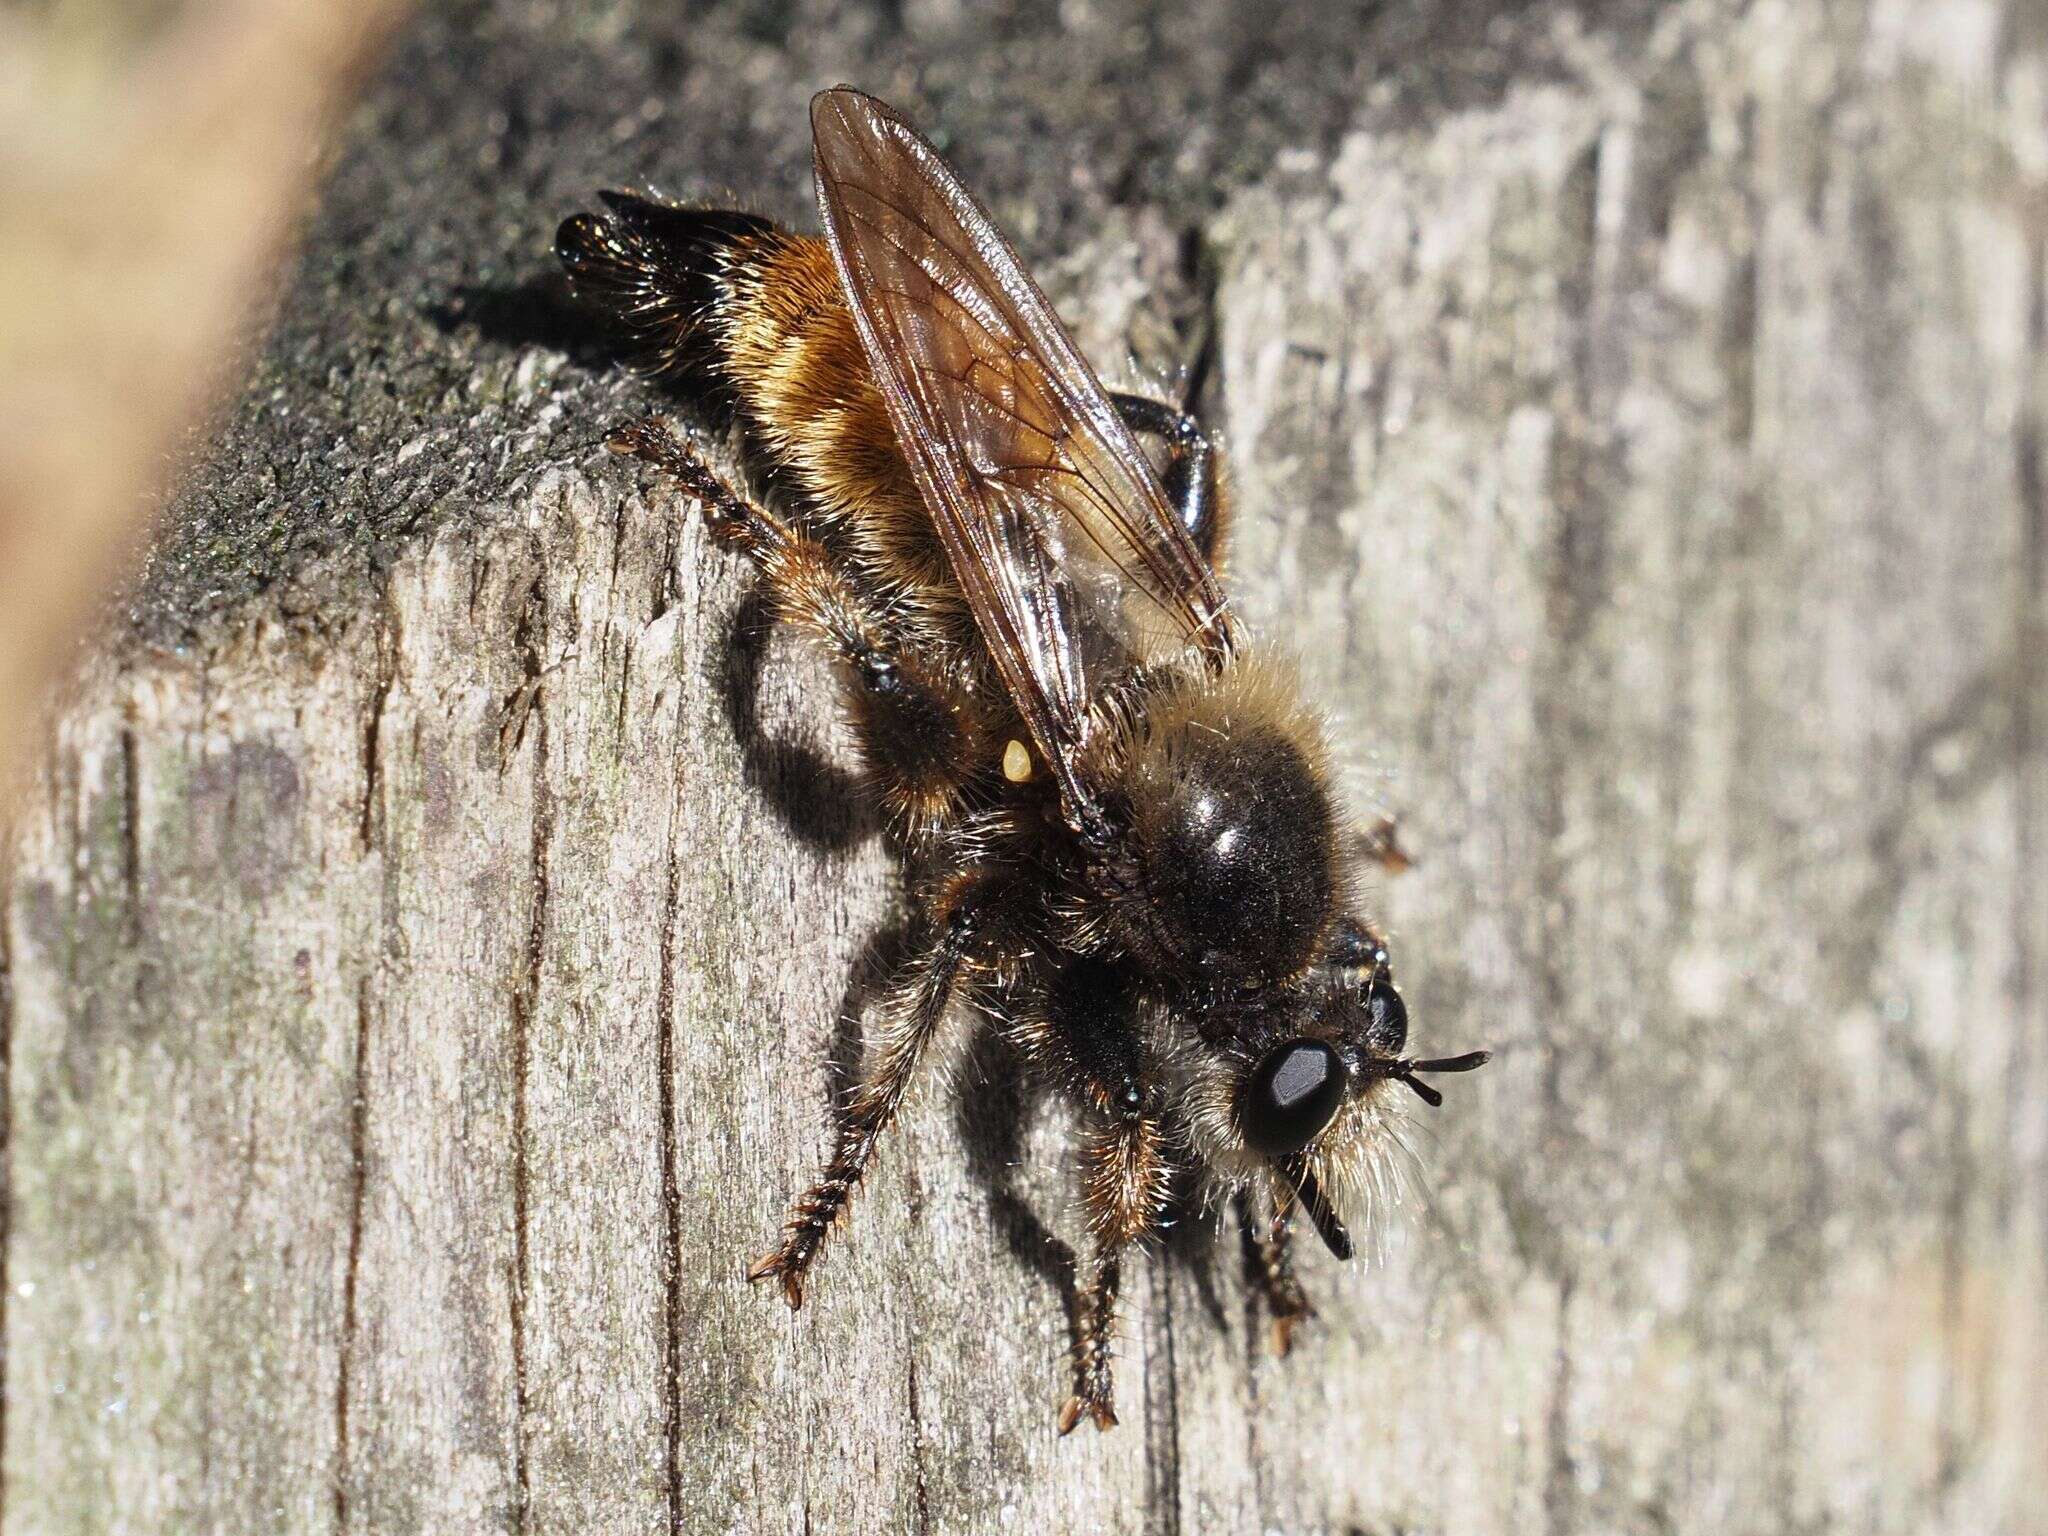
<box><xmin>1379</xmin><ymin>1050</ymin><xmax>1491</xmax><ymax>1108</ymax></box>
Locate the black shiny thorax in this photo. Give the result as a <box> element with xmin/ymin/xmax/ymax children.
<box><xmin>1116</xmin><ymin>709</ymin><xmax>1340</xmax><ymax>991</ymax></box>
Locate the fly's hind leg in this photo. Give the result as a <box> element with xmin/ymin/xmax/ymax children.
<box><xmin>747</xmin><ymin>872</ymin><xmax>992</xmax><ymax>1307</ymax></box>
<box><xmin>1238</xmin><ymin>1187</ymin><xmax>1314</xmax><ymax>1356</ymax></box>
<box><xmin>611</xmin><ymin>418</ymin><xmax>992</xmax><ymax>830</ymax></box>
<box><xmin>1109</xmin><ymin>391</ymin><xmax>1226</xmax><ymax>569</ymax></box>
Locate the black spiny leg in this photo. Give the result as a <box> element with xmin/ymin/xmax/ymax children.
<box><xmin>1238</xmin><ymin>1188</ymin><xmax>1314</xmax><ymax>1356</ymax></box>
<box><xmin>748</xmin><ymin>875</ymin><xmax>991</xmax><ymax>1307</ymax></box>
<box><xmin>1064</xmin><ymin>1240</ymin><xmax>1124</xmax><ymax>1435</ymax></box>
<box><xmin>1110</xmin><ymin>391</ymin><xmax>1225</xmax><ymax>568</ymax></box>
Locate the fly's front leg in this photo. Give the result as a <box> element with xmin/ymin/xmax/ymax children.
<box><xmin>1108</xmin><ymin>391</ymin><xmax>1226</xmax><ymax>569</ymax></box>
<box><xmin>1010</xmin><ymin>957</ymin><xmax>1172</xmax><ymax>1434</ymax></box>
<box><xmin>1355</xmin><ymin>813</ymin><xmax>1412</xmax><ymax>875</ymax></box>
<box><xmin>1238</xmin><ymin>1187</ymin><xmax>1313</xmax><ymax>1356</ymax></box>
<box><xmin>1060</xmin><ymin>1110</ymin><xmax>1171</xmax><ymax>1435</ymax></box>
<box><xmin>746</xmin><ymin>873</ymin><xmax>991</xmax><ymax>1307</ymax></box>
<box><xmin>1064</xmin><ymin>1245</ymin><xmax>1123</xmax><ymax>1434</ymax></box>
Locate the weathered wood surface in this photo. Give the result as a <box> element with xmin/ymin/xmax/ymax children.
<box><xmin>5</xmin><ymin>1</ymin><xmax>2046</xmax><ymax>1531</ymax></box>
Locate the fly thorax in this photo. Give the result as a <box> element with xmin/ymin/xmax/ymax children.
<box><xmin>1116</xmin><ymin>659</ymin><xmax>1341</xmax><ymax>989</ymax></box>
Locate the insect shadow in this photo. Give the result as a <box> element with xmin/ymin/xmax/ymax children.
<box><xmin>715</xmin><ymin>584</ymin><xmax>873</xmax><ymax>853</ymax></box>
<box><xmin>427</xmin><ymin>272</ymin><xmax>617</xmax><ymax>370</ymax></box>
<box><xmin>464</xmin><ymin>261</ymin><xmax>1243</xmax><ymax>1339</ymax></box>
<box><xmin>436</xmin><ymin>270</ymin><xmax>876</xmax><ymax>852</ymax></box>
<box><xmin>454</xmin><ymin>263</ymin><xmax>1239</xmax><ymax>1355</ymax></box>
<box><xmin>802</xmin><ymin>882</ymin><xmax>1239</xmax><ymax>1383</ymax></box>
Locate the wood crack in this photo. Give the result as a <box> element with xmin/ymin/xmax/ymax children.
<box><xmin>656</xmin><ymin>673</ymin><xmax>689</xmax><ymax>1535</ymax></box>
<box><xmin>1527</xmin><ymin>126</ymin><xmax>1610</xmax><ymax>1536</ymax></box>
<box><xmin>2013</xmin><ymin>212</ymin><xmax>2046</xmax><ymax>1265</ymax></box>
<box><xmin>1143</xmin><ymin>1259</ymin><xmax>1182</xmax><ymax>1536</ymax></box>
<box><xmin>0</xmin><ymin>865</ymin><xmax>13</xmax><ymax>1528</ymax></box>
<box><xmin>334</xmin><ymin>976</ymin><xmax>373</xmax><ymax>1534</ymax></box>
<box><xmin>1543</xmin><ymin>1275</ymin><xmax>1577</xmax><ymax>1536</ymax></box>
<box><xmin>906</xmin><ymin>1356</ymin><xmax>933</xmax><ymax>1535</ymax></box>
<box><xmin>359</xmin><ymin>616</ymin><xmax>397</xmax><ymax>854</ymax></box>
<box><xmin>119</xmin><ymin>717</ymin><xmax>143</xmax><ymax>947</ymax></box>
<box><xmin>509</xmin><ymin>565</ymin><xmax>551</xmax><ymax>1531</ymax></box>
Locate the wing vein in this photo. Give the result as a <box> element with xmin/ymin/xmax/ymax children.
<box><xmin>811</xmin><ymin>88</ymin><xmax>1233</xmax><ymax>819</ymax></box>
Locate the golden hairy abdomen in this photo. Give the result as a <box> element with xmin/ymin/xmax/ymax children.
<box><xmin>711</xmin><ymin>231</ymin><xmax>957</xmax><ymax>605</ymax></box>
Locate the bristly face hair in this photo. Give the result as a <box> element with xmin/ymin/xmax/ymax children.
<box><xmin>556</xmin><ymin>86</ymin><xmax>1490</xmax><ymax>1435</ymax></box>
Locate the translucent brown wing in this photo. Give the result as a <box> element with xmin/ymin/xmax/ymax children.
<box><xmin>810</xmin><ymin>86</ymin><xmax>1233</xmax><ymax>822</ymax></box>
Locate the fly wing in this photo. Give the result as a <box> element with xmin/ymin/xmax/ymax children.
<box><xmin>810</xmin><ymin>87</ymin><xmax>1232</xmax><ymax>820</ymax></box>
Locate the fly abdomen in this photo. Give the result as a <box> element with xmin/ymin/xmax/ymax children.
<box><xmin>557</xmin><ymin>195</ymin><xmax>957</xmax><ymax>610</ymax></box>
<box><xmin>554</xmin><ymin>193</ymin><xmax>774</xmax><ymax>376</ymax></box>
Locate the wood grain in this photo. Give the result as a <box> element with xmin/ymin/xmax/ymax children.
<box><xmin>4</xmin><ymin>2</ymin><xmax>2045</xmax><ymax>1531</ymax></box>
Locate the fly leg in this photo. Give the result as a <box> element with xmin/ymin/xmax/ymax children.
<box><xmin>1003</xmin><ymin>959</ymin><xmax>1173</xmax><ymax>1434</ymax></box>
<box><xmin>1108</xmin><ymin>391</ymin><xmax>1227</xmax><ymax>569</ymax></box>
<box><xmin>1355</xmin><ymin>812</ymin><xmax>1412</xmax><ymax>874</ymax></box>
<box><xmin>1062</xmin><ymin>1111</ymin><xmax>1172</xmax><ymax>1434</ymax></box>
<box><xmin>746</xmin><ymin>872</ymin><xmax>992</xmax><ymax>1307</ymax></box>
<box><xmin>1238</xmin><ymin>1187</ymin><xmax>1314</xmax><ymax>1355</ymax></box>
<box><xmin>610</xmin><ymin>417</ymin><xmax>993</xmax><ymax>832</ymax></box>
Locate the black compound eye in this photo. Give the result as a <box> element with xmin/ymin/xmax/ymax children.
<box><xmin>1365</xmin><ymin>977</ymin><xmax>1409</xmax><ymax>1055</ymax></box>
<box><xmin>1240</xmin><ymin>1039</ymin><xmax>1346</xmax><ymax>1156</ymax></box>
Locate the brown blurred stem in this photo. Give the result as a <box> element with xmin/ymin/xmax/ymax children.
<box><xmin>0</xmin><ymin>0</ymin><xmax>411</xmax><ymax>813</ymax></box>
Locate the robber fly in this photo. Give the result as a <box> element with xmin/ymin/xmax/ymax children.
<box><xmin>557</xmin><ymin>87</ymin><xmax>1488</xmax><ymax>1434</ymax></box>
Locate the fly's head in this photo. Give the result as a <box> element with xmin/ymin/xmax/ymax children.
<box><xmin>1169</xmin><ymin>942</ymin><xmax>1490</xmax><ymax>1260</ymax></box>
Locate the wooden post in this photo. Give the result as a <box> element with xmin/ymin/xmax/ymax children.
<box><xmin>4</xmin><ymin>2</ymin><xmax>2045</xmax><ymax>1531</ymax></box>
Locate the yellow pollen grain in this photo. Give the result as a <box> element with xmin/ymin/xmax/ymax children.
<box><xmin>1002</xmin><ymin>739</ymin><xmax>1033</xmax><ymax>783</ymax></box>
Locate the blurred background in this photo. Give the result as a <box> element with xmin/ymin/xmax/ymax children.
<box><xmin>0</xmin><ymin>0</ymin><xmax>404</xmax><ymax>796</ymax></box>
<box><xmin>1</xmin><ymin>1</ymin><xmax>2043</xmax><ymax>1533</ymax></box>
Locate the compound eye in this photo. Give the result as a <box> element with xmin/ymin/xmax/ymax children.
<box><xmin>1240</xmin><ymin>1039</ymin><xmax>1346</xmax><ymax>1156</ymax></box>
<box><xmin>1365</xmin><ymin>976</ymin><xmax>1408</xmax><ymax>1056</ymax></box>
